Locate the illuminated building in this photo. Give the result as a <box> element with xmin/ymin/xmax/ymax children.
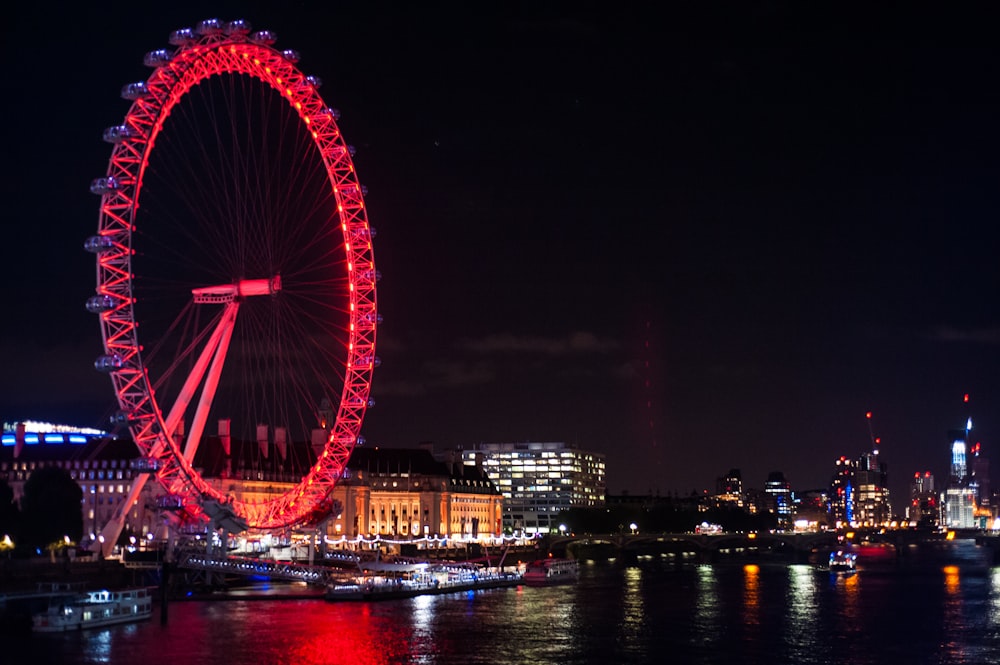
<box><xmin>458</xmin><ymin>441</ymin><xmax>606</xmax><ymax>535</ymax></box>
<box><xmin>828</xmin><ymin>414</ymin><xmax>893</xmax><ymax>527</ymax></box>
<box><xmin>715</xmin><ymin>468</ymin><xmax>744</xmax><ymax>507</ymax></box>
<box><xmin>330</xmin><ymin>447</ymin><xmax>502</xmax><ymax>539</ymax></box>
<box><xmin>943</xmin><ymin>405</ymin><xmax>979</xmax><ymax>529</ymax></box>
<box><xmin>764</xmin><ymin>471</ymin><xmax>793</xmax><ymax>528</ymax></box>
<box><xmin>908</xmin><ymin>471</ymin><xmax>937</xmax><ymax>527</ymax></box>
<box><xmin>1</xmin><ymin>422</ymin><xmax>158</xmax><ymax>546</ymax></box>
<box><xmin>854</xmin><ymin>450</ymin><xmax>891</xmax><ymax>526</ymax></box>
<box><xmin>793</xmin><ymin>489</ymin><xmax>832</xmax><ymax>530</ymax></box>
<box><xmin>943</xmin><ymin>485</ymin><xmax>976</xmax><ymax>528</ymax></box>
<box><xmin>196</xmin><ymin>437</ymin><xmax>504</xmax><ymax>540</ymax></box>
<box><xmin>2</xmin><ymin>420</ymin><xmax>504</xmax><ymax>549</ymax></box>
<box><xmin>829</xmin><ymin>456</ymin><xmax>856</xmax><ymax>524</ymax></box>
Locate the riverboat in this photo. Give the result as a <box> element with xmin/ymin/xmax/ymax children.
<box><xmin>326</xmin><ymin>562</ymin><xmax>521</xmax><ymax>601</ymax></box>
<box><xmin>32</xmin><ymin>587</ymin><xmax>154</xmax><ymax>632</ymax></box>
<box><xmin>522</xmin><ymin>557</ymin><xmax>579</xmax><ymax>586</ymax></box>
<box><xmin>828</xmin><ymin>549</ymin><xmax>857</xmax><ymax>573</ymax></box>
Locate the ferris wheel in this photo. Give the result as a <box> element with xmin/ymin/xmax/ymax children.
<box><xmin>85</xmin><ymin>19</ymin><xmax>378</xmax><ymax>543</ymax></box>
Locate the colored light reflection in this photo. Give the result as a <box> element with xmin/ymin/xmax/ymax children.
<box><xmin>743</xmin><ymin>564</ymin><xmax>760</xmax><ymax>627</ymax></box>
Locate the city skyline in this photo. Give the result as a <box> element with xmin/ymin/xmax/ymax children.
<box><xmin>4</xmin><ymin>4</ymin><xmax>1000</xmax><ymax>505</ymax></box>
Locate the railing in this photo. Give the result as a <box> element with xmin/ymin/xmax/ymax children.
<box><xmin>177</xmin><ymin>551</ymin><xmax>351</xmax><ymax>586</ymax></box>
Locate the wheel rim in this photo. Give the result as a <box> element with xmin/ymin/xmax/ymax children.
<box><xmin>89</xmin><ymin>20</ymin><xmax>377</xmax><ymax>530</ymax></box>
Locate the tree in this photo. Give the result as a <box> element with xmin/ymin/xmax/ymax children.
<box><xmin>19</xmin><ymin>467</ymin><xmax>83</xmax><ymax>553</ymax></box>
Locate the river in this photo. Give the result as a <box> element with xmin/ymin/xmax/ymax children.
<box><xmin>10</xmin><ymin>547</ymin><xmax>1000</xmax><ymax>664</ymax></box>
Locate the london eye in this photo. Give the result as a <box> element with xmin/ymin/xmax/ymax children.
<box><xmin>85</xmin><ymin>19</ymin><xmax>378</xmax><ymax>542</ymax></box>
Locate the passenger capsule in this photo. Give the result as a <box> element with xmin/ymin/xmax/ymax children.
<box><xmin>84</xmin><ymin>235</ymin><xmax>116</xmax><ymax>253</ymax></box>
<box><xmin>361</xmin><ymin>185</ymin><xmax>369</xmax><ymax>196</ymax></box>
<box><xmin>372</xmin><ymin>356</ymin><xmax>382</xmax><ymax>368</ymax></box>
<box><xmin>347</xmin><ymin>145</ymin><xmax>357</xmax><ymax>157</ymax></box>
<box><xmin>90</xmin><ymin>177</ymin><xmax>121</xmax><ymax>195</ymax></box>
<box><xmin>250</xmin><ymin>30</ymin><xmax>276</xmax><ymax>45</ymax></box>
<box><xmin>196</xmin><ymin>18</ymin><xmax>223</xmax><ymax>35</ymax></box>
<box><xmin>121</xmin><ymin>81</ymin><xmax>150</xmax><ymax>100</ymax></box>
<box><xmin>85</xmin><ymin>294</ymin><xmax>117</xmax><ymax>313</ymax></box>
<box><xmin>225</xmin><ymin>19</ymin><xmax>251</xmax><ymax>35</ymax></box>
<box><xmin>168</xmin><ymin>27</ymin><xmax>195</xmax><ymax>45</ymax></box>
<box><xmin>281</xmin><ymin>49</ymin><xmax>300</xmax><ymax>63</ymax></box>
<box><xmin>305</xmin><ymin>75</ymin><xmax>322</xmax><ymax>89</ymax></box>
<box><xmin>367</xmin><ymin>398</ymin><xmax>376</xmax><ymax>408</ymax></box>
<box><xmin>143</xmin><ymin>49</ymin><xmax>173</xmax><ymax>67</ymax></box>
<box><xmin>102</xmin><ymin>125</ymin><xmax>138</xmax><ymax>143</ymax></box>
<box><xmin>356</xmin><ymin>436</ymin><xmax>366</xmax><ymax>446</ymax></box>
<box><xmin>110</xmin><ymin>410</ymin><xmax>134</xmax><ymax>425</ymax></box>
<box><xmin>324</xmin><ymin>107</ymin><xmax>341</xmax><ymax>121</ymax></box>
<box><xmin>94</xmin><ymin>354</ymin><xmax>125</xmax><ymax>372</ymax></box>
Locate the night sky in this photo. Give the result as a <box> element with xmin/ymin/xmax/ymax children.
<box><xmin>5</xmin><ymin>3</ymin><xmax>1000</xmax><ymax>506</ymax></box>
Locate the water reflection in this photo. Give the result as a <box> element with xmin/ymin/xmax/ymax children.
<box><xmin>990</xmin><ymin>569</ymin><xmax>1000</xmax><ymax>624</ymax></box>
<box><xmin>693</xmin><ymin>564</ymin><xmax>719</xmax><ymax>652</ymax></box>
<box><xmin>784</xmin><ymin>565</ymin><xmax>818</xmax><ymax>662</ymax></box>
<box><xmin>742</xmin><ymin>564</ymin><xmax>760</xmax><ymax>629</ymax></box>
<box><xmin>618</xmin><ymin>566</ymin><xmax>645</xmax><ymax>646</ymax></box>
<box><xmin>409</xmin><ymin>594</ymin><xmax>436</xmax><ymax>665</ymax></box>
<box><xmin>940</xmin><ymin>565</ymin><xmax>965</xmax><ymax>661</ymax></box>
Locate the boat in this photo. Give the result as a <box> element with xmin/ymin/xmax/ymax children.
<box><xmin>326</xmin><ymin>562</ymin><xmax>522</xmax><ymax>601</ymax></box>
<box><xmin>828</xmin><ymin>549</ymin><xmax>857</xmax><ymax>573</ymax></box>
<box><xmin>522</xmin><ymin>557</ymin><xmax>579</xmax><ymax>586</ymax></box>
<box><xmin>32</xmin><ymin>587</ymin><xmax>154</xmax><ymax>632</ymax></box>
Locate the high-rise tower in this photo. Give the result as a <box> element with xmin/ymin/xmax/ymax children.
<box><xmin>944</xmin><ymin>394</ymin><xmax>978</xmax><ymax>528</ymax></box>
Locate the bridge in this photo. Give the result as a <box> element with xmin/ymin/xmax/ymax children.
<box><xmin>541</xmin><ymin>528</ymin><xmax>1000</xmax><ymax>564</ymax></box>
<box><xmin>544</xmin><ymin>531</ymin><xmax>842</xmax><ymax>562</ymax></box>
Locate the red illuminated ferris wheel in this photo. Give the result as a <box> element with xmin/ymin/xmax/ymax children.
<box><xmin>85</xmin><ymin>19</ymin><xmax>378</xmax><ymax>539</ymax></box>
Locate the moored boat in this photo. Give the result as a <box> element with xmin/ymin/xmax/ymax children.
<box><xmin>326</xmin><ymin>562</ymin><xmax>521</xmax><ymax>601</ymax></box>
<box><xmin>523</xmin><ymin>557</ymin><xmax>579</xmax><ymax>586</ymax></box>
<box><xmin>32</xmin><ymin>587</ymin><xmax>154</xmax><ymax>632</ymax></box>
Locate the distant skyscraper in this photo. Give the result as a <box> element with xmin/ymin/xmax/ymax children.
<box><xmin>908</xmin><ymin>471</ymin><xmax>937</xmax><ymax>527</ymax></box>
<box><xmin>829</xmin><ymin>456</ymin><xmax>856</xmax><ymax>524</ymax></box>
<box><xmin>971</xmin><ymin>442</ymin><xmax>990</xmax><ymax>508</ymax></box>
<box><xmin>715</xmin><ymin>468</ymin><xmax>743</xmax><ymax>506</ymax></box>
<box><xmin>829</xmin><ymin>413</ymin><xmax>893</xmax><ymax>526</ymax></box>
<box><xmin>950</xmin><ymin>425</ymin><xmax>970</xmax><ymax>484</ymax></box>
<box><xmin>854</xmin><ymin>450</ymin><xmax>891</xmax><ymax>526</ymax></box>
<box><xmin>764</xmin><ymin>471</ymin><xmax>793</xmax><ymax>527</ymax></box>
<box><xmin>944</xmin><ymin>398</ymin><xmax>978</xmax><ymax>528</ymax></box>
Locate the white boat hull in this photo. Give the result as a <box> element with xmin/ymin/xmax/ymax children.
<box><xmin>32</xmin><ymin>588</ymin><xmax>154</xmax><ymax>633</ymax></box>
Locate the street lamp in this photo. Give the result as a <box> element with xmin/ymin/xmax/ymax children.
<box><xmin>629</xmin><ymin>522</ymin><xmax>638</xmax><ymax>535</ymax></box>
<box><xmin>558</xmin><ymin>524</ymin><xmax>567</xmax><ymax>536</ymax></box>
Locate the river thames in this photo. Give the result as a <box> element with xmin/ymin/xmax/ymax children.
<box><xmin>11</xmin><ymin>552</ymin><xmax>1000</xmax><ymax>664</ymax></box>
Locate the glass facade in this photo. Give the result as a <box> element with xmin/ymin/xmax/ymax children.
<box><xmin>460</xmin><ymin>442</ymin><xmax>605</xmax><ymax>535</ymax></box>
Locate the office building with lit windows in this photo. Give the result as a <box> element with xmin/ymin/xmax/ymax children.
<box><xmin>459</xmin><ymin>441</ymin><xmax>606</xmax><ymax>535</ymax></box>
<box><xmin>908</xmin><ymin>471</ymin><xmax>937</xmax><ymax>526</ymax></box>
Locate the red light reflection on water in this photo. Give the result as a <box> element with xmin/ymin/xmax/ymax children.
<box><xmin>276</xmin><ymin>603</ymin><xmax>432</xmax><ymax>664</ymax></box>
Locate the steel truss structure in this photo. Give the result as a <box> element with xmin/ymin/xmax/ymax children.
<box><xmin>86</xmin><ymin>19</ymin><xmax>377</xmax><ymax>539</ymax></box>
